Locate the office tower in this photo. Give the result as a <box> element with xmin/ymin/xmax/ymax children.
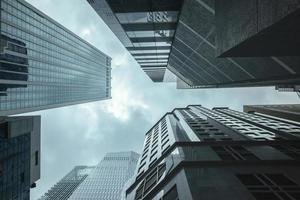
<box><xmin>0</xmin><ymin>116</ymin><xmax>41</xmax><ymax>200</ymax></box>
<box><xmin>244</xmin><ymin>104</ymin><xmax>300</xmax><ymax>123</ymax></box>
<box><xmin>0</xmin><ymin>0</ymin><xmax>111</xmax><ymax>115</ymax></box>
<box><xmin>88</xmin><ymin>0</ymin><xmax>300</xmax><ymax>91</ymax></box>
<box><xmin>125</xmin><ymin>105</ymin><xmax>300</xmax><ymax>200</ymax></box>
<box><xmin>38</xmin><ymin>166</ymin><xmax>94</xmax><ymax>200</ymax></box>
<box><xmin>69</xmin><ymin>151</ymin><xmax>139</xmax><ymax>200</ymax></box>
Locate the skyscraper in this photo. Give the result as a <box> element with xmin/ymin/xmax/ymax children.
<box><xmin>0</xmin><ymin>116</ymin><xmax>41</xmax><ymax>200</ymax></box>
<box><xmin>88</xmin><ymin>0</ymin><xmax>300</xmax><ymax>91</ymax></box>
<box><xmin>0</xmin><ymin>0</ymin><xmax>111</xmax><ymax>115</ymax></box>
<box><xmin>244</xmin><ymin>104</ymin><xmax>300</xmax><ymax>123</ymax></box>
<box><xmin>38</xmin><ymin>166</ymin><xmax>94</xmax><ymax>200</ymax></box>
<box><xmin>125</xmin><ymin>105</ymin><xmax>300</xmax><ymax>200</ymax></box>
<box><xmin>69</xmin><ymin>151</ymin><xmax>139</xmax><ymax>200</ymax></box>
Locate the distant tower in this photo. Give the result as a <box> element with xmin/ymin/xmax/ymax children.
<box><xmin>38</xmin><ymin>166</ymin><xmax>94</xmax><ymax>200</ymax></box>
<box><xmin>0</xmin><ymin>116</ymin><xmax>41</xmax><ymax>200</ymax></box>
<box><xmin>0</xmin><ymin>0</ymin><xmax>111</xmax><ymax>115</ymax></box>
<box><xmin>69</xmin><ymin>151</ymin><xmax>139</xmax><ymax>200</ymax></box>
<box><xmin>125</xmin><ymin>105</ymin><xmax>300</xmax><ymax>200</ymax></box>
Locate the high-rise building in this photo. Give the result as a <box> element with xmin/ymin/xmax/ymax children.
<box><xmin>125</xmin><ymin>105</ymin><xmax>300</xmax><ymax>200</ymax></box>
<box><xmin>0</xmin><ymin>0</ymin><xmax>111</xmax><ymax>115</ymax></box>
<box><xmin>0</xmin><ymin>116</ymin><xmax>41</xmax><ymax>200</ymax></box>
<box><xmin>244</xmin><ymin>104</ymin><xmax>300</xmax><ymax>123</ymax></box>
<box><xmin>38</xmin><ymin>166</ymin><xmax>94</xmax><ymax>200</ymax></box>
<box><xmin>88</xmin><ymin>0</ymin><xmax>299</xmax><ymax>91</ymax></box>
<box><xmin>69</xmin><ymin>151</ymin><xmax>139</xmax><ymax>200</ymax></box>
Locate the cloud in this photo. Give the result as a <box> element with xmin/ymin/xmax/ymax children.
<box><xmin>24</xmin><ymin>0</ymin><xmax>300</xmax><ymax>199</ymax></box>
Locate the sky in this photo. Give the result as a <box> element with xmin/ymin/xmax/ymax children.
<box><xmin>23</xmin><ymin>0</ymin><xmax>300</xmax><ymax>199</ymax></box>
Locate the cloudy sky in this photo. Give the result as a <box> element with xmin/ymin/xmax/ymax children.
<box><xmin>23</xmin><ymin>0</ymin><xmax>300</xmax><ymax>199</ymax></box>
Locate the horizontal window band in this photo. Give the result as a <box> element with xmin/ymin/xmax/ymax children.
<box><xmin>107</xmin><ymin>0</ymin><xmax>183</xmax><ymax>13</ymax></box>
<box><xmin>136</xmin><ymin>57</ymin><xmax>169</xmax><ymax>61</ymax></box>
<box><xmin>132</xmin><ymin>52</ymin><xmax>170</xmax><ymax>56</ymax></box>
<box><xmin>122</xmin><ymin>22</ymin><xmax>177</xmax><ymax>31</ymax></box>
<box><xmin>141</xmin><ymin>65</ymin><xmax>167</xmax><ymax>68</ymax></box>
<box><xmin>127</xmin><ymin>46</ymin><xmax>171</xmax><ymax>51</ymax></box>
<box><xmin>130</xmin><ymin>37</ymin><xmax>173</xmax><ymax>43</ymax></box>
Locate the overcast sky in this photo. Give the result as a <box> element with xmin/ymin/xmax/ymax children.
<box><xmin>23</xmin><ymin>0</ymin><xmax>300</xmax><ymax>199</ymax></box>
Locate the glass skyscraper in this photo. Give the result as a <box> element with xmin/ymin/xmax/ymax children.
<box><xmin>38</xmin><ymin>166</ymin><xmax>94</xmax><ymax>200</ymax></box>
<box><xmin>88</xmin><ymin>0</ymin><xmax>299</xmax><ymax>91</ymax></box>
<box><xmin>69</xmin><ymin>151</ymin><xmax>139</xmax><ymax>200</ymax></box>
<box><xmin>0</xmin><ymin>116</ymin><xmax>41</xmax><ymax>200</ymax></box>
<box><xmin>0</xmin><ymin>0</ymin><xmax>111</xmax><ymax>115</ymax></box>
<box><xmin>125</xmin><ymin>105</ymin><xmax>300</xmax><ymax>200</ymax></box>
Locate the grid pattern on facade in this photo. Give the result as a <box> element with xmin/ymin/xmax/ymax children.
<box><xmin>0</xmin><ymin>129</ymin><xmax>30</xmax><ymax>200</ymax></box>
<box><xmin>179</xmin><ymin>109</ymin><xmax>233</xmax><ymax>141</ymax></box>
<box><xmin>38</xmin><ymin>166</ymin><xmax>93</xmax><ymax>200</ymax></box>
<box><xmin>219</xmin><ymin>109</ymin><xmax>300</xmax><ymax>137</ymax></box>
<box><xmin>237</xmin><ymin>173</ymin><xmax>300</xmax><ymax>200</ymax></box>
<box><xmin>168</xmin><ymin>0</ymin><xmax>299</xmax><ymax>88</ymax></box>
<box><xmin>193</xmin><ymin>106</ymin><xmax>283</xmax><ymax>141</ymax></box>
<box><xmin>0</xmin><ymin>0</ymin><xmax>111</xmax><ymax>115</ymax></box>
<box><xmin>69</xmin><ymin>152</ymin><xmax>139</xmax><ymax>200</ymax></box>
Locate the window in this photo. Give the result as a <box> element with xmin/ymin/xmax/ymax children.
<box><xmin>271</xmin><ymin>145</ymin><xmax>300</xmax><ymax>160</ymax></box>
<box><xmin>35</xmin><ymin>151</ymin><xmax>39</xmax><ymax>165</ymax></box>
<box><xmin>211</xmin><ymin>145</ymin><xmax>259</xmax><ymax>161</ymax></box>
<box><xmin>163</xmin><ymin>185</ymin><xmax>179</xmax><ymax>200</ymax></box>
<box><xmin>20</xmin><ymin>172</ymin><xmax>25</xmax><ymax>183</ymax></box>
<box><xmin>236</xmin><ymin>173</ymin><xmax>300</xmax><ymax>200</ymax></box>
<box><xmin>135</xmin><ymin>163</ymin><xmax>167</xmax><ymax>199</ymax></box>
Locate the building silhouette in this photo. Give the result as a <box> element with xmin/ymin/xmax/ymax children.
<box><xmin>0</xmin><ymin>0</ymin><xmax>111</xmax><ymax>115</ymax></box>
<box><xmin>0</xmin><ymin>116</ymin><xmax>40</xmax><ymax>200</ymax></box>
<box><xmin>124</xmin><ymin>105</ymin><xmax>300</xmax><ymax>200</ymax></box>
<box><xmin>38</xmin><ymin>166</ymin><xmax>94</xmax><ymax>200</ymax></box>
<box><xmin>88</xmin><ymin>0</ymin><xmax>300</xmax><ymax>91</ymax></box>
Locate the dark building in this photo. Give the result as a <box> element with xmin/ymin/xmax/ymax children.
<box><xmin>0</xmin><ymin>0</ymin><xmax>112</xmax><ymax>115</ymax></box>
<box><xmin>124</xmin><ymin>105</ymin><xmax>300</xmax><ymax>200</ymax></box>
<box><xmin>88</xmin><ymin>0</ymin><xmax>300</xmax><ymax>91</ymax></box>
<box><xmin>0</xmin><ymin>116</ymin><xmax>41</xmax><ymax>200</ymax></box>
<box><xmin>38</xmin><ymin>166</ymin><xmax>94</xmax><ymax>200</ymax></box>
<box><xmin>244</xmin><ymin>104</ymin><xmax>300</xmax><ymax>123</ymax></box>
<box><xmin>215</xmin><ymin>0</ymin><xmax>300</xmax><ymax>57</ymax></box>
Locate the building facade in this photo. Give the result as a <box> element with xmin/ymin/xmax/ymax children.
<box><xmin>38</xmin><ymin>166</ymin><xmax>94</xmax><ymax>200</ymax></box>
<box><xmin>0</xmin><ymin>0</ymin><xmax>111</xmax><ymax>115</ymax></box>
<box><xmin>244</xmin><ymin>104</ymin><xmax>300</xmax><ymax>123</ymax></box>
<box><xmin>88</xmin><ymin>0</ymin><xmax>300</xmax><ymax>91</ymax></box>
<box><xmin>69</xmin><ymin>151</ymin><xmax>139</xmax><ymax>200</ymax></box>
<box><xmin>125</xmin><ymin>105</ymin><xmax>300</xmax><ymax>200</ymax></box>
<box><xmin>0</xmin><ymin>116</ymin><xmax>41</xmax><ymax>200</ymax></box>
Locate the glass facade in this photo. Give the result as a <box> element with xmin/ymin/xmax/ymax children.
<box><xmin>89</xmin><ymin>0</ymin><xmax>182</xmax><ymax>82</ymax></box>
<box><xmin>38</xmin><ymin>166</ymin><xmax>94</xmax><ymax>200</ymax></box>
<box><xmin>0</xmin><ymin>0</ymin><xmax>111</xmax><ymax>115</ymax></box>
<box><xmin>69</xmin><ymin>151</ymin><xmax>139</xmax><ymax>200</ymax></box>
<box><xmin>0</xmin><ymin>116</ymin><xmax>40</xmax><ymax>200</ymax></box>
<box><xmin>90</xmin><ymin>0</ymin><xmax>300</xmax><ymax>90</ymax></box>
